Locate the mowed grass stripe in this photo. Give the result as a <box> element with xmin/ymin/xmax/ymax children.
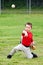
<box><xmin>0</xmin><ymin>26</ymin><xmax>24</xmax><ymax>29</ymax></box>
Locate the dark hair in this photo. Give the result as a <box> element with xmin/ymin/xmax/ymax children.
<box><xmin>25</xmin><ymin>22</ymin><xmax>32</xmax><ymax>28</ymax></box>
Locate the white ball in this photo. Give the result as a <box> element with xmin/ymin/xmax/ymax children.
<box><xmin>11</xmin><ymin>4</ymin><xmax>15</xmax><ymax>8</ymax></box>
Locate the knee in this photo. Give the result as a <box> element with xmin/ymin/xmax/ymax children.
<box><xmin>27</xmin><ymin>54</ymin><xmax>33</xmax><ymax>59</ymax></box>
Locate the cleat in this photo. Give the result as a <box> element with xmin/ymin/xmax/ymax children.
<box><xmin>7</xmin><ymin>55</ymin><xmax>12</xmax><ymax>59</ymax></box>
<box><xmin>31</xmin><ymin>52</ymin><xmax>38</xmax><ymax>58</ymax></box>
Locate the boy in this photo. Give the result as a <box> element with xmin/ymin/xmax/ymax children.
<box><xmin>7</xmin><ymin>22</ymin><xmax>38</xmax><ymax>59</ymax></box>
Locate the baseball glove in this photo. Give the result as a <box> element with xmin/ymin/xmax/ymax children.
<box><xmin>30</xmin><ymin>45</ymin><xmax>36</xmax><ymax>50</ymax></box>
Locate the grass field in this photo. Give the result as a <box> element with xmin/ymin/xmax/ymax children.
<box><xmin>0</xmin><ymin>14</ymin><xmax>43</xmax><ymax>65</ymax></box>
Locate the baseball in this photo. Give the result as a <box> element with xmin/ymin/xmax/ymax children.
<box><xmin>11</xmin><ymin>4</ymin><xmax>15</xmax><ymax>8</ymax></box>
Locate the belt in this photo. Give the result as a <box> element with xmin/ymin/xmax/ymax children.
<box><xmin>23</xmin><ymin>44</ymin><xmax>30</xmax><ymax>47</ymax></box>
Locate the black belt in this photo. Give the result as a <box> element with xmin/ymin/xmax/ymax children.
<box><xmin>23</xmin><ymin>45</ymin><xmax>30</xmax><ymax>47</ymax></box>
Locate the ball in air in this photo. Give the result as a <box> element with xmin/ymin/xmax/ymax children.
<box><xmin>11</xmin><ymin>4</ymin><xmax>15</xmax><ymax>8</ymax></box>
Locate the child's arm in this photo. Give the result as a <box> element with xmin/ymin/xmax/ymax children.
<box><xmin>20</xmin><ymin>30</ymin><xmax>28</xmax><ymax>43</ymax></box>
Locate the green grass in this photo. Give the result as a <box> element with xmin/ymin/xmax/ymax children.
<box><xmin>0</xmin><ymin>14</ymin><xmax>43</xmax><ymax>65</ymax></box>
<box><xmin>1</xmin><ymin>8</ymin><xmax>43</xmax><ymax>14</ymax></box>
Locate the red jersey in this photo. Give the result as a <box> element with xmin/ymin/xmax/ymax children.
<box><xmin>21</xmin><ymin>30</ymin><xmax>33</xmax><ymax>47</ymax></box>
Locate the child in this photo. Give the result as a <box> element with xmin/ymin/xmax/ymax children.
<box><xmin>7</xmin><ymin>22</ymin><xmax>38</xmax><ymax>59</ymax></box>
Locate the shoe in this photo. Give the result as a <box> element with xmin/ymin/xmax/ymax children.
<box><xmin>7</xmin><ymin>55</ymin><xmax>12</xmax><ymax>59</ymax></box>
<box><xmin>31</xmin><ymin>52</ymin><xmax>38</xmax><ymax>58</ymax></box>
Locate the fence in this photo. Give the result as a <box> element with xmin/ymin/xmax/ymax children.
<box><xmin>0</xmin><ymin>0</ymin><xmax>43</xmax><ymax>14</ymax></box>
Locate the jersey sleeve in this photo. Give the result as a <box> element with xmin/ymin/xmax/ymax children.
<box><xmin>31</xmin><ymin>38</ymin><xmax>33</xmax><ymax>42</ymax></box>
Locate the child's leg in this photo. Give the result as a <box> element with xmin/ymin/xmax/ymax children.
<box><xmin>22</xmin><ymin>45</ymin><xmax>38</xmax><ymax>58</ymax></box>
<box><xmin>24</xmin><ymin>47</ymin><xmax>33</xmax><ymax>58</ymax></box>
<box><xmin>20</xmin><ymin>45</ymin><xmax>33</xmax><ymax>59</ymax></box>
<box><xmin>7</xmin><ymin>44</ymin><xmax>22</xmax><ymax>59</ymax></box>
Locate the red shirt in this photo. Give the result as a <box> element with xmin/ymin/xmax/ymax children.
<box><xmin>21</xmin><ymin>30</ymin><xmax>33</xmax><ymax>47</ymax></box>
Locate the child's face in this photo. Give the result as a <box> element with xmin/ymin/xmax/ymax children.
<box><xmin>25</xmin><ymin>24</ymin><xmax>32</xmax><ymax>31</ymax></box>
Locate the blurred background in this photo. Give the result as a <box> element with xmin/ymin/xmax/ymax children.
<box><xmin>0</xmin><ymin>0</ymin><xmax>43</xmax><ymax>14</ymax></box>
